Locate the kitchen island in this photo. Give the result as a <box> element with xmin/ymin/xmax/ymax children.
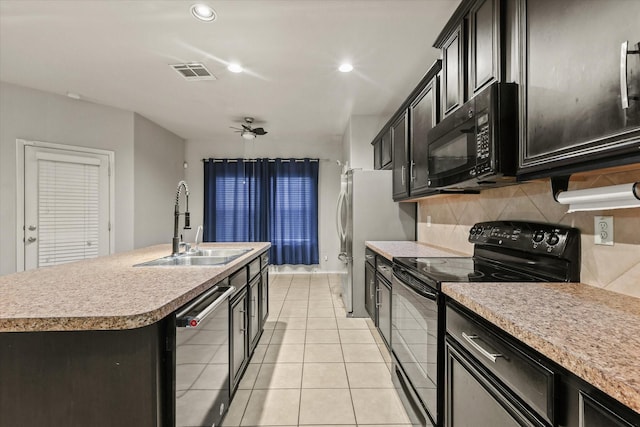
<box><xmin>0</xmin><ymin>242</ymin><xmax>270</xmax><ymax>427</ymax></box>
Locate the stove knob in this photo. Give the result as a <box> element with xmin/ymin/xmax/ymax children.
<box><xmin>547</xmin><ymin>233</ymin><xmax>560</xmax><ymax>246</ymax></box>
<box><xmin>533</xmin><ymin>231</ymin><xmax>545</xmax><ymax>243</ymax></box>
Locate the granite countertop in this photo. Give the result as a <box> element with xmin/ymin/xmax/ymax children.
<box><xmin>366</xmin><ymin>240</ymin><xmax>467</xmax><ymax>260</ymax></box>
<box><xmin>443</xmin><ymin>282</ymin><xmax>640</xmax><ymax>414</ymax></box>
<box><xmin>0</xmin><ymin>242</ymin><xmax>270</xmax><ymax>333</ymax></box>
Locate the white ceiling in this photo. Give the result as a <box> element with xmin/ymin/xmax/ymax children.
<box><xmin>0</xmin><ymin>0</ymin><xmax>460</xmax><ymax>144</ymax></box>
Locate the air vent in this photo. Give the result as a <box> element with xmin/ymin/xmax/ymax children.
<box><xmin>171</xmin><ymin>63</ymin><xmax>216</xmax><ymax>81</ymax></box>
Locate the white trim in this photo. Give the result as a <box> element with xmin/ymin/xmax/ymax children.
<box><xmin>15</xmin><ymin>139</ymin><xmax>116</xmax><ymax>272</ymax></box>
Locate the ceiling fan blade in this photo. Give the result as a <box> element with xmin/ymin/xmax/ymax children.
<box><xmin>230</xmin><ymin>126</ymin><xmax>243</xmax><ymax>131</ymax></box>
<box><xmin>242</xmin><ymin>124</ymin><xmax>252</xmax><ymax>131</ymax></box>
<box><xmin>253</xmin><ymin>128</ymin><xmax>267</xmax><ymax>135</ymax></box>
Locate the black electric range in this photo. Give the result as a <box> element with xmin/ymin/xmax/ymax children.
<box><xmin>390</xmin><ymin>221</ymin><xmax>581</xmax><ymax>427</ymax></box>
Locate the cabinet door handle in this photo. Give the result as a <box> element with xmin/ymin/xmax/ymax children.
<box><xmin>462</xmin><ymin>332</ymin><xmax>503</xmax><ymax>363</ymax></box>
<box><xmin>239</xmin><ymin>309</ymin><xmax>246</xmax><ymax>332</ymax></box>
<box><xmin>401</xmin><ymin>165</ymin><xmax>405</xmax><ymax>186</ymax></box>
<box><xmin>252</xmin><ymin>296</ymin><xmax>256</xmax><ymax>317</ymax></box>
<box><xmin>376</xmin><ymin>288</ymin><xmax>382</xmax><ymax>307</ymax></box>
<box><xmin>620</xmin><ymin>40</ymin><xmax>640</xmax><ymax>109</ymax></box>
<box><xmin>410</xmin><ymin>161</ymin><xmax>415</xmax><ymax>183</ymax></box>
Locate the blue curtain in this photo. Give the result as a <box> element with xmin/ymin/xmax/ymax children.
<box><xmin>203</xmin><ymin>158</ymin><xmax>319</xmax><ymax>265</ymax></box>
<box><xmin>269</xmin><ymin>159</ymin><xmax>319</xmax><ymax>265</ymax></box>
<box><xmin>203</xmin><ymin>159</ymin><xmax>269</xmax><ymax>242</ymax></box>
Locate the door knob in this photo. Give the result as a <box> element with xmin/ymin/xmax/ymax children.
<box><xmin>27</xmin><ymin>237</ymin><xmax>37</xmax><ymax>243</ymax></box>
<box><xmin>28</xmin><ymin>225</ymin><xmax>37</xmax><ymax>231</ymax></box>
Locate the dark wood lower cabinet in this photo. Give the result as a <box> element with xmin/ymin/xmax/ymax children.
<box><xmin>377</xmin><ymin>276</ymin><xmax>391</xmax><ymax>349</ymax></box>
<box><xmin>230</xmin><ymin>288</ymin><xmax>249</xmax><ymax>392</ymax></box>
<box><xmin>0</xmin><ymin>320</ymin><xmax>170</xmax><ymax>427</ymax></box>
<box><xmin>364</xmin><ymin>261</ymin><xmax>376</xmax><ymax>322</ymax></box>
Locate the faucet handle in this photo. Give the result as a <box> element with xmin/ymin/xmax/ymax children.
<box><xmin>195</xmin><ymin>225</ymin><xmax>203</xmax><ymax>246</ymax></box>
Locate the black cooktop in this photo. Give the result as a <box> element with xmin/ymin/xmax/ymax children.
<box><xmin>393</xmin><ymin>256</ymin><xmax>543</xmax><ymax>286</ymax></box>
<box><xmin>394</xmin><ymin>221</ymin><xmax>582</xmax><ymax>289</ymax></box>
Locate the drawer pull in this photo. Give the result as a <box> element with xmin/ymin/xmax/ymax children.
<box><xmin>462</xmin><ymin>332</ymin><xmax>503</xmax><ymax>363</ymax></box>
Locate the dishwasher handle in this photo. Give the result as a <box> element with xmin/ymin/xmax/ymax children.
<box><xmin>176</xmin><ymin>285</ymin><xmax>236</xmax><ymax>328</ymax></box>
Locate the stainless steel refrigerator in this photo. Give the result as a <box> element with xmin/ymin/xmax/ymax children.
<box><xmin>336</xmin><ymin>169</ymin><xmax>415</xmax><ymax>317</ymax></box>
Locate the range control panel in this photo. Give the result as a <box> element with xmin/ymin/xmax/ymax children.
<box><xmin>468</xmin><ymin>221</ymin><xmax>580</xmax><ymax>257</ymax></box>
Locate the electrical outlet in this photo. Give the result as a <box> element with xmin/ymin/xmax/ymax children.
<box><xmin>594</xmin><ymin>216</ymin><xmax>614</xmax><ymax>246</ymax></box>
<box><xmin>426</xmin><ymin>215</ymin><xmax>432</xmax><ymax>227</ymax></box>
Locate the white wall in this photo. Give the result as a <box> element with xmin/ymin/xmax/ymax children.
<box><xmin>341</xmin><ymin>115</ymin><xmax>388</xmax><ymax>170</ymax></box>
<box><xmin>0</xmin><ymin>82</ymin><xmax>135</xmax><ymax>275</ymax></box>
<box><xmin>184</xmin><ymin>137</ymin><xmax>344</xmax><ymax>272</ymax></box>
<box><xmin>133</xmin><ymin>114</ymin><xmax>185</xmax><ymax>248</ymax></box>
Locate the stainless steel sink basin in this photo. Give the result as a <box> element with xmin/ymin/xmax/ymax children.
<box><xmin>135</xmin><ymin>248</ymin><xmax>252</xmax><ymax>267</ymax></box>
<box><xmin>189</xmin><ymin>248</ymin><xmax>252</xmax><ymax>258</ymax></box>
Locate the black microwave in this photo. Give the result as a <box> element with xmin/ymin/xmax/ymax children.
<box><xmin>427</xmin><ymin>82</ymin><xmax>518</xmax><ymax>190</ymax></box>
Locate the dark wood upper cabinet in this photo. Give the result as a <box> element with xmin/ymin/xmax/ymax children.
<box><xmin>392</xmin><ymin>111</ymin><xmax>409</xmax><ymax>200</ymax></box>
<box><xmin>373</xmin><ymin>138</ymin><xmax>382</xmax><ymax>170</ymax></box>
<box><xmin>442</xmin><ymin>25</ymin><xmax>465</xmax><ymax>116</ymax></box>
<box><xmin>410</xmin><ymin>74</ymin><xmax>440</xmax><ymax>196</ymax></box>
<box><xmin>373</xmin><ymin>130</ymin><xmax>392</xmax><ymax>170</ymax></box>
<box><xmin>518</xmin><ymin>0</ymin><xmax>640</xmax><ymax>179</ymax></box>
<box><xmin>468</xmin><ymin>0</ymin><xmax>500</xmax><ymax>96</ymax></box>
<box><xmin>437</xmin><ymin>0</ymin><xmax>504</xmax><ymax>118</ymax></box>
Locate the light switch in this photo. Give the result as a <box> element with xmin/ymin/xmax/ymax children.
<box><xmin>594</xmin><ymin>216</ymin><xmax>614</xmax><ymax>246</ymax></box>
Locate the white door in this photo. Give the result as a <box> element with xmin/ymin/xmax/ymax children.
<box><xmin>23</xmin><ymin>145</ymin><xmax>111</xmax><ymax>270</ymax></box>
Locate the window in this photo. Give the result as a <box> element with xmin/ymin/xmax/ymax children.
<box><xmin>203</xmin><ymin>158</ymin><xmax>319</xmax><ymax>265</ymax></box>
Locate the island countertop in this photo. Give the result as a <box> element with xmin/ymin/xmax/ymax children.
<box><xmin>0</xmin><ymin>242</ymin><xmax>270</xmax><ymax>333</ymax></box>
<box><xmin>443</xmin><ymin>281</ymin><xmax>640</xmax><ymax>415</ymax></box>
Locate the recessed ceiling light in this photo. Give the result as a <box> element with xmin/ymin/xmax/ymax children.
<box><xmin>338</xmin><ymin>63</ymin><xmax>354</xmax><ymax>73</ymax></box>
<box><xmin>227</xmin><ymin>63</ymin><xmax>243</xmax><ymax>73</ymax></box>
<box><xmin>190</xmin><ymin>4</ymin><xmax>216</xmax><ymax>22</ymax></box>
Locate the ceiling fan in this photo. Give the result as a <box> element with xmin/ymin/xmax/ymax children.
<box><xmin>230</xmin><ymin>117</ymin><xmax>268</xmax><ymax>140</ymax></box>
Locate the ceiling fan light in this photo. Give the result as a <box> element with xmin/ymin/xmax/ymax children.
<box><xmin>338</xmin><ymin>63</ymin><xmax>354</xmax><ymax>73</ymax></box>
<box><xmin>228</xmin><ymin>63</ymin><xmax>243</xmax><ymax>73</ymax></box>
<box><xmin>241</xmin><ymin>130</ymin><xmax>256</xmax><ymax>140</ymax></box>
<box><xmin>191</xmin><ymin>4</ymin><xmax>216</xmax><ymax>22</ymax></box>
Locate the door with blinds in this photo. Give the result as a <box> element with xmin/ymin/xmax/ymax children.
<box><xmin>23</xmin><ymin>145</ymin><xmax>111</xmax><ymax>270</ymax></box>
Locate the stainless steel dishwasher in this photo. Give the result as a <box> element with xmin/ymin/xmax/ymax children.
<box><xmin>174</xmin><ymin>284</ymin><xmax>236</xmax><ymax>427</ymax></box>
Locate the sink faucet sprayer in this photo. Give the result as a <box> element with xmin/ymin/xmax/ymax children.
<box><xmin>172</xmin><ymin>180</ymin><xmax>191</xmax><ymax>256</ymax></box>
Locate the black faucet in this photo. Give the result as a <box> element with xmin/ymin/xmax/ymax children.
<box><xmin>172</xmin><ymin>180</ymin><xmax>191</xmax><ymax>256</ymax></box>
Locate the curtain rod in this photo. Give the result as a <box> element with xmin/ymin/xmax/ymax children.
<box><xmin>201</xmin><ymin>158</ymin><xmax>329</xmax><ymax>163</ymax></box>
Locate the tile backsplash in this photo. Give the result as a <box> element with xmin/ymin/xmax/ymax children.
<box><xmin>417</xmin><ymin>169</ymin><xmax>640</xmax><ymax>298</ymax></box>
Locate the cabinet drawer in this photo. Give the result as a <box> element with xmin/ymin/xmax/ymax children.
<box><xmin>229</xmin><ymin>267</ymin><xmax>248</xmax><ymax>291</ymax></box>
<box><xmin>376</xmin><ymin>257</ymin><xmax>393</xmax><ymax>282</ymax></box>
<box><xmin>365</xmin><ymin>249</ymin><xmax>376</xmax><ymax>267</ymax></box>
<box><xmin>446</xmin><ymin>304</ymin><xmax>555</xmax><ymax>425</ymax></box>
<box><xmin>248</xmin><ymin>257</ymin><xmax>261</xmax><ymax>281</ymax></box>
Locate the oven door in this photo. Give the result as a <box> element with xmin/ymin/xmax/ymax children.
<box><xmin>392</xmin><ymin>269</ymin><xmax>439</xmax><ymax>425</ymax></box>
<box><xmin>427</xmin><ymin>115</ymin><xmax>477</xmax><ymax>188</ymax></box>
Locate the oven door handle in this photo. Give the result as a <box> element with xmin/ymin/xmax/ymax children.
<box><xmin>393</xmin><ymin>270</ymin><xmax>437</xmax><ymax>300</ymax></box>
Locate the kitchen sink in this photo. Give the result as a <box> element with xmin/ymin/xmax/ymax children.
<box><xmin>135</xmin><ymin>248</ymin><xmax>252</xmax><ymax>267</ymax></box>
<box><xmin>189</xmin><ymin>248</ymin><xmax>252</xmax><ymax>258</ymax></box>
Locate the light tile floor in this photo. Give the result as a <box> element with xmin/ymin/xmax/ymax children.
<box><xmin>222</xmin><ymin>273</ymin><xmax>411</xmax><ymax>427</ymax></box>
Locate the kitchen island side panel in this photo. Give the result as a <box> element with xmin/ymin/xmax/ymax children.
<box><xmin>0</xmin><ymin>320</ymin><xmax>170</xmax><ymax>427</ymax></box>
